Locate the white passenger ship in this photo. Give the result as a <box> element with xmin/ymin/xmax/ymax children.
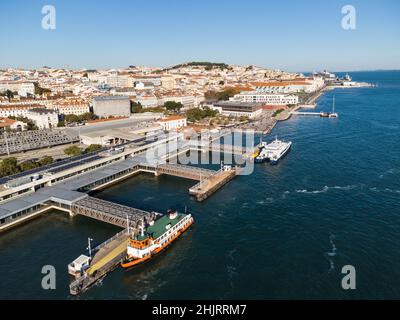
<box><xmin>255</xmin><ymin>137</ymin><xmax>292</xmax><ymax>165</ymax></box>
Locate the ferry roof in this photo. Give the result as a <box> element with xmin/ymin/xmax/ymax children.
<box><xmin>265</xmin><ymin>141</ymin><xmax>285</xmax><ymax>150</ymax></box>
<box><xmin>138</xmin><ymin>213</ymin><xmax>186</xmax><ymax>240</ymax></box>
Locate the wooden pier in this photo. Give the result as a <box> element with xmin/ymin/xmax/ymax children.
<box><xmin>69</xmin><ymin>228</ymin><xmax>129</xmax><ymax>296</ymax></box>
<box><xmin>137</xmin><ymin>162</ymin><xmax>239</xmax><ymax>202</ymax></box>
<box><xmin>189</xmin><ymin>167</ymin><xmax>238</xmax><ymax>202</ymax></box>
<box><xmin>291</xmin><ymin>111</ymin><xmax>321</xmax><ymax>116</ymax></box>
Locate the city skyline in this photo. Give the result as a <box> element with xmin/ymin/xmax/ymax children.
<box><xmin>1</xmin><ymin>0</ymin><xmax>399</xmax><ymax>72</ymax></box>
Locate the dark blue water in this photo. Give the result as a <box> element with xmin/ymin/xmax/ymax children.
<box><xmin>1</xmin><ymin>71</ymin><xmax>399</xmax><ymax>299</ymax></box>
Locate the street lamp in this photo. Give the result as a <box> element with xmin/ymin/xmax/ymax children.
<box><xmin>126</xmin><ymin>214</ymin><xmax>130</xmax><ymax>235</ymax></box>
<box><xmin>86</xmin><ymin>237</ymin><xmax>94</xmax><ymax>260</ymax></box>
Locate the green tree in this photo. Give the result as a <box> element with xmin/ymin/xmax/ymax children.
<box><xmin>84</xmin><ymin>144</ymin><xmax>102</xmax><ymax>153</ymax></box>
<box><xmin>273</xmin><ymin>109</ymin><xmax>285</xmax><ymax>117</ymax></box>
<box><xmin>34</xmin><ymin>82</ymin><xmax>51</xmax><ymax>95</ymax></box>
<box><xmin>65</xmin><ymin>114</ymin><xmax>80</xmax><ymax>123</ymax></box>
<box><xmin>203</xmin><ymin>107</ymin><xmax>218</xmax><ymax>118</ymax></box>
<box><xmin>64</xmin><ymin>145</ymin><xmax>83</xmax><ymax>156</ymax></box>
<box><xmin>204</xmin><ymin>87</ymin><xmax>240</xmax><ymax>101</ymax></box>
<box><xmin>130</xmin><ymin>101</ymin><xmax>143</xmax><ymax>113</ymax></box>
<box><xmin>164</xmin><ymin>101</ymin><xmax>183</xmax><ymax>112</ymax></box>
<box><xmin>7</xmin><ymin>116</ymin><xmax>37</xmax><ymax>130</ymax></box>
<box><xmin>39</xmin><ymin>156</ymin><xmax>54</xmax><ymax>166</ymax></box>
<box><xmin>79</xmin><ymin>112</ymin><xmax>97</xmax><ymax>122</ymax></box>
<box><xmin>19</xmin><ymin>161</ymin><xmax>39</xmax><ymax>172</ymax></box>
<box><xmin>185</xmin><ymin>107</ymin><xmax>218</xmax><ymax>122</ymax></box>
<box><xmin>5</xmin><ymin>90</ymin><xmax>14</xmax><ymax>101</ymax></box>
<box><xmin>0</xmin><ymin>157</ymin><xmax>19</xmax><ymax>177</ymax></box>
<box><xmin>185</xmin><ymin>108</ymin><xmax>204</xmax><ymax>122</ymax></box>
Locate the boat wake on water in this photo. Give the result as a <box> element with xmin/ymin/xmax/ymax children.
<box><xmin>295</xmin><ymin>184</ymin><xmax>360</xmax><ymax>195</ymax></box>
<box><xmin>378</xmin><ymin>168</ymin><xmax>398</xmax><ymax>179</ymax></box>
<box><xmin>255</xmin><ymin>185</ymin><xmax>362</xmax><ymax>206</ymax></box>
<box><xmin>325</xmin><ymin>234</ymin><xmax>338</xmax><ymax>272</ymax></box>
<box><xmin>370</xmin><ymin>187</ymin><xmax>400</xmax><ymax>194</ymax></box>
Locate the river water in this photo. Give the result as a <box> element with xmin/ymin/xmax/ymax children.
<box><xmin>1</xmin><ymin>71</ymin><xmax>399</xmax><ymax>299</ymax></box>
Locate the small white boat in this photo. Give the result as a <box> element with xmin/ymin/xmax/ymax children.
<box><xmin>329</xmin><ymin>96</ymin><xmax>338</xmax><ymax>118</ymax></box>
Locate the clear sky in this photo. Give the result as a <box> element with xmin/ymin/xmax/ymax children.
<box><xmin>0</xmin><ymin>0</ymin><xmax>399</xmax><ymax>72</ymax></box>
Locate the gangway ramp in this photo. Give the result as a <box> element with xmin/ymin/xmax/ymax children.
<box><xmin>86</xmin><ymin>232</ymin><xmax>130</xmax><ymax>276</ymax></box>
<box><xmin>71</xmin><ymin>196</ymin><xmax>156</xmax><ymax>232</ymax></box>
<box><xmin>156</xmin><ymin>163</ymin><xmax>216</xmax><ymax>181</ymax></box>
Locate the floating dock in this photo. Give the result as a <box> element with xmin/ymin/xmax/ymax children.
<box><xmin>189</xmin><ymin>167</ymin><xmax>239</xmax><ymax>202</ymax></box>
<box><xmin>69</xmin><ymin>197</ymin><xmax>156</xmax><ymax>295</ymax></box>
<box><xmin>69</xmin><ymin>229</ymin><xmax>130</xmax><ymax>296</ymax></box>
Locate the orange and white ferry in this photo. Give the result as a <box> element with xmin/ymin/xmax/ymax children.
<box><xmin>121</xmin><ymin>210</ymin><xmax>194</xmax><ymax>269</ymax></box>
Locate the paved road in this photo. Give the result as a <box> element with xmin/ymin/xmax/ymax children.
<box><xmin>65</xmin><ymin>115</ymin><xmax>159</xmax><ymax>136</ymax></box>
<box><xmin>0</xmin><ymin>142</ymin><xmax>81</xmax><ymax>162</ymax></box>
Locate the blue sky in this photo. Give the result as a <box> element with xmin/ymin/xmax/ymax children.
<box><xmin>0</xmin><ymin>0</ymin><xmax>399</xmax><ymax>72</ymax></box>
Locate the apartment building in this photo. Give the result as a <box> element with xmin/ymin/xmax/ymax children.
<box><xmin>158</xmin><ymin>115</ymin><xmax>187</xmax><ymax>131</ymax></box>
<box><xmin>92</xmin><ymin>96</ymin><xmax>131</xmax><ymax>117</ymax></box>
<box><xmin>230</xmin><ymin>92</ymin><xmax>299</xmax><ymax>105</ymax></box>
<box><xmin>212</xmin><ymin>102</ymin><xmax>263</xmax><ymax>119</ymax></box>
<box><xmin>106</xmin><ymin>74</ymin><xmax>133</xmax><ymax>88</ymax></box>
<box><xmin>51</xmin><ymin>99</ymin><xmax>90</xmax><ymax>115</ymax></box>
<box><xmin>136</xmin><ymin>94</ymin><xmax>159</xmax><ymax>108</ymax></box>
<box><xmin>251</xmin><ymin>77</ymin><xmax>324</xmax><ymax>94</ymax></box>
<box><xmin>0</xmin><ymin>104</ymin><xmax>44</xmax><ymax>118</ymax></box>
<box><xmin>131</xmin><ymin>75</ymin><xmax>162</xmax><ymax>86</ymax></box>
<box><xmin>0</xmin><ymin>81</ymin><xmax>35</xmax><ymax>97</ymax></box>
<box><xmin>159</xmin><ymin>94</ymin><xmax>200</xmax><ymax>109</ymax></box>
<box><xmin>26</xmin><ymin>108</ymin><xmax>59</xmax><ymax>129</ymax></box>
<box><xmin>161</xmin><ymin>76</ymin><xmax>176</xmax><ymax>90</ymax></box>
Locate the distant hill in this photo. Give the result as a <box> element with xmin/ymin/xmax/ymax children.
<box><xmin>168</xmin><ymin>62</ymin><xmax>230</xmax><ymax>70</ymax></box>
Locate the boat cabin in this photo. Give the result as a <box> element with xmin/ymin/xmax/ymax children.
<box><xmin>68</xmin><ymin>254</ymin><xmax>90</xmax><ymax>276</ymax></box>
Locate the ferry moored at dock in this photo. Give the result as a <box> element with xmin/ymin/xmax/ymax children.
<box><xmin>255</xmin><ymin>137</ymin><xmax>292</xmax><ymax>165</ymax></box>
<box><xmin>121</xmin><ymin>210</ymin><xmax>194</xmax><ymax>269</ymax></box>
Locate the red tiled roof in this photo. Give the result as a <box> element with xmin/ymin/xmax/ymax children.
<box><xmin>250</xmin><ymin>81</ymin><xmax>311</xmax><ymax>87</ymax></box>
<box><xmin>261</xmin><ymin>105</ymin><xmax>288</xmax><ymax>110</ymax></box>
<box><xmin>0</xmin><ymin>117</ymin><xmax>17</xmax><ymax>128</ymax></box>
<box><xmin>159</xmin><ymin>115</ymin><xmax>187</xmax><ymax>122</ymax></box>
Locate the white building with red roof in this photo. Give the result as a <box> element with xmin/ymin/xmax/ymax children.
<box><xmin>158</xmin><ymin>115</ymin><xmax>187</xmax><ymax>131</ymax></box>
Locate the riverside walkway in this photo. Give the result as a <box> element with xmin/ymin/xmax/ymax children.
<box><xmin>291</xmin><ymin>111</ymin><xmax>321</xmax><ymax>116</ymax></box>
